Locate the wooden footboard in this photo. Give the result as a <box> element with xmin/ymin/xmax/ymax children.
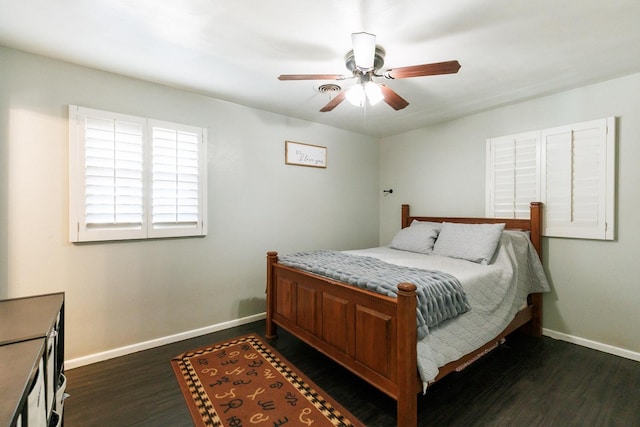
<box><xmin>266</xmin><ymin>203</ymin><xmax>544</xmax><ymax>427</ymax></box>
<box><xmin>266</xmin><ymin>254</ymin><xmax>422</xmax><ymax>415</ymax></box>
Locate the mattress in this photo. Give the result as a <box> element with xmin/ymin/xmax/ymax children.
<box><xmin>343</xmin><ymin>230</ymin><xmax>550</xmax><ymax>388</ymax></box>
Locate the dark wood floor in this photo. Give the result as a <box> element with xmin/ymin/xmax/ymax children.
<box><xmin>64</xmin><ymin>320</ymin><xmax>640</xmax><ymax>426</ymax></box>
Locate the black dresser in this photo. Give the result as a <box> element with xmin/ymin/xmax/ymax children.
<box><xmin>0</xmin><ymin>293</ymin><xmax>65</xmax><ymax>427</ymax></box>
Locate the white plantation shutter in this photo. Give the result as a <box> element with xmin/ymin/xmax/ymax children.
<box><xmin>541</xmin><ymin>118</ymin><xmax>614</xmax><ymax>240</ymax></box>
<box><xmin>486</xmin><ymin>131</ymin><xmax>540</xmax><ymax>219</ymax></box>
<box><xmin>149</xmin><ymin>121</ymin><xmax>205</xmax><ymax>238</ymax></box>
<box><xmin>542</xmin><ymin>130</ymin><xmax>573</xmax><ymax>227</ymax></box>
<box><xmin>70</xmin><ymin>106</ymin><xmax>207</xmax><ymax>242</ymax></box>
<box><xmin>84</xmin><ymin>117</ymin><xmax>144</xmax><ymax>226</ymax></box>
<box><xmin>486</xmin><ymin>117</ymin><xmax>615</xmax><ymax>240</ymax></box>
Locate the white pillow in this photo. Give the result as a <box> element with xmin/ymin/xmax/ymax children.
<box><xmin>432</xmin><ymin>222</ymin><xmax>505</xmax><ymax>264</ymax></box>
<box><xmin>389</xmin><ymin>220</ymin><xmax>441</xmax><ymax>254</ymax></box>
<box><xmin>411</xmin><ymin>220</ymin><xmax>443</xmax><ymax>232</ymax></box>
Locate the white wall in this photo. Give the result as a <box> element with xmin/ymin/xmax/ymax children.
<box><xmin>380</xmin><ymin>73</ymin><xmax>640</xmax><ymax>358</ymax></box>
<box><xmin>3</xmin><ymin>44</ymin><xmax>638</xmax><ymax>365</ymax></box>
<box><xmin>0</xmin><ymin>47</ymin><xmax>380</xmax><ymax>361</ymax></box>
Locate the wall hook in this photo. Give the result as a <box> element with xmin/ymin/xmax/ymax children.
<box><xmin>383</xmin><ymin>189</ymin><xmax>393</xmax><ymax>194</ymax></box>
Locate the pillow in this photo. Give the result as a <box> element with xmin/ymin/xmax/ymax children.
<box><xmin>389</xmin><ymin>220</ymin><xmax>441</xmax><ymax>254</ymax></box>
<box><xmin>432</xmin><ymin>222</ymin><xmax>505</xmax><ymax>264</ymax></box>
<box><xmin>410</xmin><ymin>220</ymin><xmax>443</xmax><ymax>233</ymax></box>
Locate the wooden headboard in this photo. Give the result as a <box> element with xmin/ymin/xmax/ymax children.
<box><xmin>401</xmin><ymin>202</ymin><xmax>543</xmax><ymax>258</ymax></box>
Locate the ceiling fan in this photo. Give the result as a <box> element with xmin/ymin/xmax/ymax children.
<box><xmin>278</xmin><ymin>32</ymin><xmax>461</xmax><ymax>112</ymax></box>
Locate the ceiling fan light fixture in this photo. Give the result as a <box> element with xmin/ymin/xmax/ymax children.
<box><xmin>346</xmin><ymin>82</ymin><xmax>383</xmax><ymax>107</ymax></box>
<box><xmin>345</xmin><ymin>83</ymin><xmax>365</xmax><ymax>107</ymax></box>
<box><xmin>351</xmin><ymin>32</ymin><xmax>376</xmax><ymax>70</ymax></box>
<box><xmin>364</xmin><ymin>82</ymin><xmax>383</xmax><ymax>105</ymax></box>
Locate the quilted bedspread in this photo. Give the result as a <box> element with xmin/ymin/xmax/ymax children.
<box><xmin>344</xmin><ymin>230</ymin><xmax>550</xmax><ymax>387</ymax></box>
<box><xmin>278</xmin><ymin>250</ymin><xmax>470</xmax><ymax>339</ymax></box>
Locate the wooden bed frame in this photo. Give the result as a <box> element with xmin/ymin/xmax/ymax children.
<box><xmin>266</xmin><ymin>202</ymin><xmax>543</xmax><ymax>427</ymax></box>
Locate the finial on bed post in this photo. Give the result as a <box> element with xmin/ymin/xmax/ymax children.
<box><xmin>266</xmin><ymin>251</ymin><xmax>278</xmax><ymax>339</ymax></box>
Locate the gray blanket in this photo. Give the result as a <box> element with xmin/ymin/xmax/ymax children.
<box><xmin>278</xmin><ymin>250</ymin><xmax>470</xmax><ymax>339</ymax></box>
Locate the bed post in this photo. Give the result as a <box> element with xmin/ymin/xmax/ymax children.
<box><xmin>266</xmin><ymin>251</ymin><xmax>278</xmax><ymax>339</ymax></box>
<box><xmin>528</xmin><ymin>202</ymin><xmax>544</xmax><ymax>337</ymax></box>
<box><xmin>401</xmin><ymin>204</ymin><xmax>411</xmax><ymax>229</ymax></box>
<box><xmin>396</xmin><ymin>282</ymin><xmax>418</xmax><ymax>427</ymax></box>
<box><xmin>529</xmin><ymin>202</ymin><xmax>543</xmax><ymax>258</ymax></box>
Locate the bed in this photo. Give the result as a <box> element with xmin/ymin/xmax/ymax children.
<box><xmin>266</xmin><ymin>202</ymin><xmax>548</xmax><ymax>426</ymax></box>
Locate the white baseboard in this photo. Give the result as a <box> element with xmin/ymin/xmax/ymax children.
<box><xmin>65</xmin><ymin>318</ymin><xmax>640</xmax><ymax>370</ymax></box>
<box><xmin>65</xmin><ymin>312</ymin><xmax>267</xmax><ymax>370</ymax></box>
<box><xmin>543</xmin><ymin>328</ymin><xmax>640</xmax><ymax>362</ymax></box>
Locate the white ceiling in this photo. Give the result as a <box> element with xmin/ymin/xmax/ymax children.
<box><xmin>1</xmin><ymin>0</ymin><xmax>640</xmax><ymax>137</ymax></box>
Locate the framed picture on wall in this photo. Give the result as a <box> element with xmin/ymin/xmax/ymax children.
<box><xmin>285</xmin><ymin>141</ymin><xmax>327</xmax><ymax>168</ymax></box>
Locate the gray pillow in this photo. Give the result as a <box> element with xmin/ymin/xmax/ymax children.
<box><xmin>390</xmin><ymin>220</ymin><xmax>441</xmax><ymax>254</ymax></box>
<box><xmin>432</xmin><ymin>222</ymin><xmax>505</xmax><ymax>264</ymax></box>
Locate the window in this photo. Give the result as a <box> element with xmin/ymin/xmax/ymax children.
<box><xmin>485</xmin><ymin>130</ymin><xmax>540</xmax><ymax>219</ymax></box>
<box><xmin>69</xmin><ymin>105</ymin><xmax>207</xmax><ymax>242</ymax></box>
<box><xmin>486</xmin><ymin>117</ymin><xmax>615</xmax><ymax>240</ymax></box>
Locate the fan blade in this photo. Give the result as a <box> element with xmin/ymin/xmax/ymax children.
<box><xmin>320</xmin><ymin>91</ymin><xmax>346</xmax><ymax>112</ymax></box>
<box><xmin>278</xmin><ymin>74</ymin><xmax>345</xmax><ymax>81</ymax></box>
<box><xmin>384</xmin><ymin>60</ymin><xmax>461</xmax><ymax>79</ymax></box>
<box><xmin>379</xmin><ymin>85</ymin><xmax>409</xmax><ymax>110</ymax></box>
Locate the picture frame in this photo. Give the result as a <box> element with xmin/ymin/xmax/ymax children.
<box><xmin>285</xmin><ymin>140</ymin><xmax>327</xmax><ymax>168</ymax></box>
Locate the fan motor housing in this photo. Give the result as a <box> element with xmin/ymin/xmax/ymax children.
<box><xmin>345</xmin><ymin>46</ymin><xmax>386</xmax><ymax>72</ymax></box>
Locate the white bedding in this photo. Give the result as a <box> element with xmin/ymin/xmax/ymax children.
<box><xmin>344</xmin><ymin>230</ymin><xmax>550</xmax><ymax>388</ymax></box>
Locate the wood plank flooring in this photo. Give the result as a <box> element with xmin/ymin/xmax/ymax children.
<box><xmin>64</xmin><ymin>321</ymin><xmax>640</xmax><ymax>426</ymax></box>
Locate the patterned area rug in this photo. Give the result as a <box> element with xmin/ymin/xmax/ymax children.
<box><xmin>171</xmin><ymin>334</ymin><xmax>364</xmax><ymax>427</ymax></box>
